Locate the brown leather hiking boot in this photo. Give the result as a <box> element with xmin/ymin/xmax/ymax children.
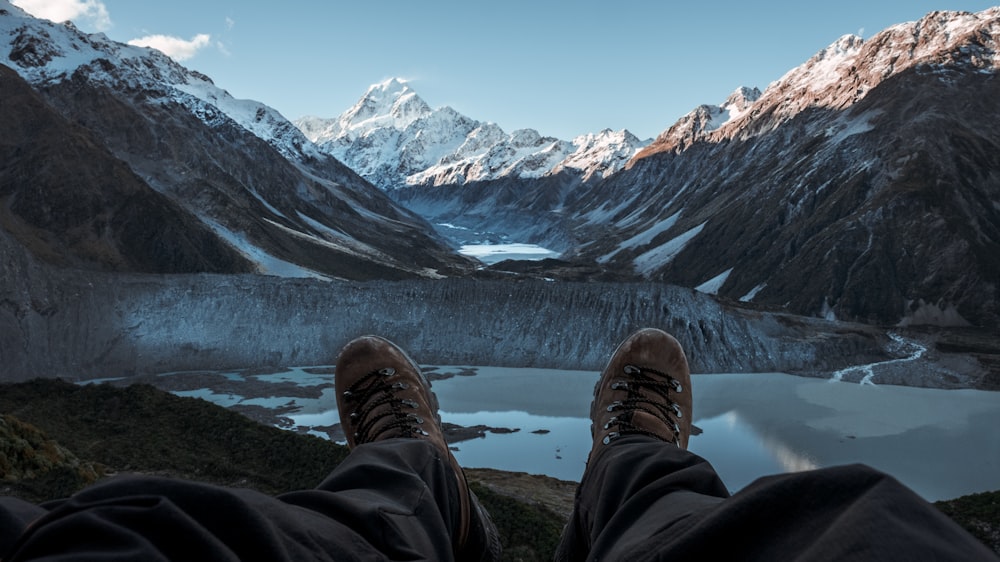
<box><xmin>589</xmin><ymin>328</ymin><xmax>693</xmax><ymax>463</ymax></box>
<box><xmin>335</xmin><ymin>335</ymin><xmax>501</xmax><ymax>562</ymax></box>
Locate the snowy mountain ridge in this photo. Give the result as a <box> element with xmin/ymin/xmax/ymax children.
<box><xmin>637</xmin><ymin>7</ymin><xmax>1000</xmax><ymax>159</ymax></box>
<box><xmin>295</xmin><ymin>78</ymin><xmax>651</xmax><ymax>189</ymax></box>
<box><xmin>0</xmin><ymin>0</ymin><xmax>319</xmax><ymax>162</ymax></box>
<box><xmin>0</xmin><ymin>1</ymin><xmax>471</xmax><ymax>280</ymax></box>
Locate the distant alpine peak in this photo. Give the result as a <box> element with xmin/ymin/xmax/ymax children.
<box><xmin>370</xmin><ymin>76</ymin><xmax>409</xmax><ymax>93</ymax></box>
<box><xmin>297</xmin><ymin>79</ymin><xmax>650</xmax><ymax>188</ymax></box>
<box><xmin>334</xmin><ymin>76</ymin><xmax>431</xmax><ymax>137</ymax></box>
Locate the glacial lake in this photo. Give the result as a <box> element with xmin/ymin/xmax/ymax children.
<box><xmin>156</xmin><ymin>366</ymin><xmax>1000</xmax><ymax>502</ymax></box>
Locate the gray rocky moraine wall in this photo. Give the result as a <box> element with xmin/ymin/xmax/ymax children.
<box><xmin>2</xmin><ymin>229</ymin><xmax>887</xmax><ymax>381</ymax></box>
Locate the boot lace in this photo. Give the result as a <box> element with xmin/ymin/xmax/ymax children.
<box><xmin>603</xmin><ymin>364</ymin><xmax>684</xmax><ymax>445</ymax></box>
<box><xmin>342</xmin><ymin>367</ymin><xmax>429</xmax><ymax>442</ymax></box>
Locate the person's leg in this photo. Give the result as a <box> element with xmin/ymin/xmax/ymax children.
<box><xmin>650</xmin><ymin>461</ymin><xmax>1000</xmax><ymax>561</ymax></box>
<box><xmin>326</xmin><ymin>335</ymin><xmax>501</xmax><ymax>561</ymax></box>
<box><xmin>3</xmin><ymin>335</ymin><xmax>501</xmax><ymax>562</ymax></box>
<box><xmin>279</xmin><ymin>438</ymin><xmax>469</xmax><ymax>561</ymax></box>
<box><xmin>556</xmin><ymin>435</ymin><xmax>730</xmax><ymax>561</ymax></box>
<box><xmin>557</xmin><ymin>327</ymin><xmax>709</xmax><ymax>560</ymax></box>
<box><xmin>2</xmin><ymin>442</ymin><xmax>479</xmax><ymax>561</ymax></box>
<box><xmin>557</xmin><ymin>328</ymin><xmax>999</xmax><ymax>561</ymax></box>
<box><xmin>2</xmin><ymin>473</ymin><xmax>419</xmax><ymax>560</ymax></box>
<box><xmin>0</xmin><ymin>496</ymin><xmax>47</xmax><ymax>555</ymax></box>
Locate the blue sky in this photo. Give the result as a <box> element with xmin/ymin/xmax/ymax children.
<box><xmin>13</xmin><ymin>1</ymin><xmax>1000</xmax><ymax>140</ymax></box>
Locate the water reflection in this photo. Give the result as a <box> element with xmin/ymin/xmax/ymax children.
<box><xmin>429</xmin><ymin>370</ymin><xmax>1000</xmax><ymax>501</ymax></box>
<box><xmin>123</xmin><ymin>366</ymin><xmax>999</xmax><ymax>502</ymax></box>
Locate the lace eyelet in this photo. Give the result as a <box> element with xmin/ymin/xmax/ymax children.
<box><xmin>623</xmin><ymin>365</ymin><xmax>641</xmax><ymax>375</ymax></box>
<box><xmin>607</xmin><ymin>401</ymin><xmax>622</xmax><ymax>412</ymax></box>
<box><xmin>611</xmin><ymin>381</ymin><xmax>629</xmax><ymax>390</ymax></box>
<box><xmin>603</xmin><ymin>431</ymin><xmax>620</xmax><ymax>445</ymax></box>
<box><xmin>378</xmin><ymin>367</ymin><xmax>396</xmax><ymax>376</ymax></box>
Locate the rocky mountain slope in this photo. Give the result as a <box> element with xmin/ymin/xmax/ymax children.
<box><xmin>305</xmin><ymin>9</ymin><xmax>1000</xmax><ymax>328</ymax></box>
<box><xmin>0</xmin><ymin>64</ymin><xmax>254</xmax><ymax>273</ymax></box>
<box><xmin>0</xmin><ymin>1</ymin><xmax>471</xmax><ymax>280</ymax></box>
<box><xmin>572</xmin><ymin>8</ymin><xmax>1000</xmax><ymax>327</ymax></box>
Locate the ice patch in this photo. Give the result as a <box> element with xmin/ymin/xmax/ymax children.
<box><xmin>740</xmin><ymin>283</ymin><xmax>767</xmax><ymax>302</ymax></box>
<box><xmin>201</xmin><ymin>218</ymin><xmax>328</xmax><ymax>279</ymax></box>
<box><xmin>633</xmin><ymin>222</ymin><xmax>707</xmax><ymax>276</ymax></box>
<box><xmin>824</xmin><ymin>111</ymin><xmax>879</xmax><ymax>145</ymax></box>
<box><xmin>437</xmin><ymin>222</ymin><xmax>470</xmax><ymax>231</ymax></box>
<box><xmin>600</xmin><ymin>211</ymin><xmax>682</xmax><ymax>264</ymax></box>
<box><xmin>695</xmin><ymin>268</ymin><xmax>733</xmax><ymax>295</ymax></box>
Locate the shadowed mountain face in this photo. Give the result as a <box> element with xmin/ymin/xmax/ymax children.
<box><xmin>0</xmin><ymin>64</ymin><xmax>253</xmax><ymax>273</ymax></box>
<box><xmin>572</xmin><ymin>68</ymin><xmax>1000</xmax><ymax>327</ymax></box>
<box><xmin>0</xmin><ymin>4</ymin><xmax>473</xmax><ymax>280</ymax></box>
<box><xmin>30</xmin><ymin>69</ymin><xmax>471</xmax><ymax>280</ymax></box>
<box><xmin>587</xmin><ymin>11</ymin><xmax>1000</xmax><ymax>328</ymax></box>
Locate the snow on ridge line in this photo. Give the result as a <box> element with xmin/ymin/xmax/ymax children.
<box><xmin>0</xmin><ymin>7</ymin><xmax>324</xmax><ymax>163</ymax></box>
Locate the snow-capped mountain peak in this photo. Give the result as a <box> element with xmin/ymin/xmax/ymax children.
<box><xmin>295</xmin><ymin>79</ymin><xmax>649</xmax><ymax>189</ymax></box>
<box><xmin>554</xmin><ymin>129</ymin><xmax>650</xmax><ymax>180</ymax></box>
<box><xmin>339</xmin><ymin>77</ymin><xmax>431</xmax><ymax>136</ymax></box>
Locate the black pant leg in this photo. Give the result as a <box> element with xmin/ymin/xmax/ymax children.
<box><xmin>654</xmin><ymin>462</ymin><xmax>999</xmax><ymax>562</ymax></box>
<box><xmin>2</xmin><ymin>439</ymin><xmax>460</xmax><ymax>561</ymax></box>
<box><xmin>557</xmin><ymin>435</ymin><xmax>998</xmax><ymax>562</ymax></box>
<box><xmin>281</xmin><ymin>438</ymin><xmax>462</xmax><ymax>561</ymax></box>
<box><xmin>555</xmin><ymin>435</ymin><xmax>730</xmax><ymax>561</ymax></box>
<box><xmin>0</xmin><ymin>496</ymin><xmax>47</xmax><ymax>556</ymax></box>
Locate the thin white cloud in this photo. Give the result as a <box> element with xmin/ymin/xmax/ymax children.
<box><xmin>225</xmin><ymin>16</ymin><xmax>235</xmax><ymax>30</ymax></box>
<box><xmin>128</xmin><ymin>33</ymin><xmax>212</xmax><ymax>62</ymax></box>
<box><xmin>11</xmin><ymin>0</ymin><xmax>112</xmax><ymax>31</ymax></box>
